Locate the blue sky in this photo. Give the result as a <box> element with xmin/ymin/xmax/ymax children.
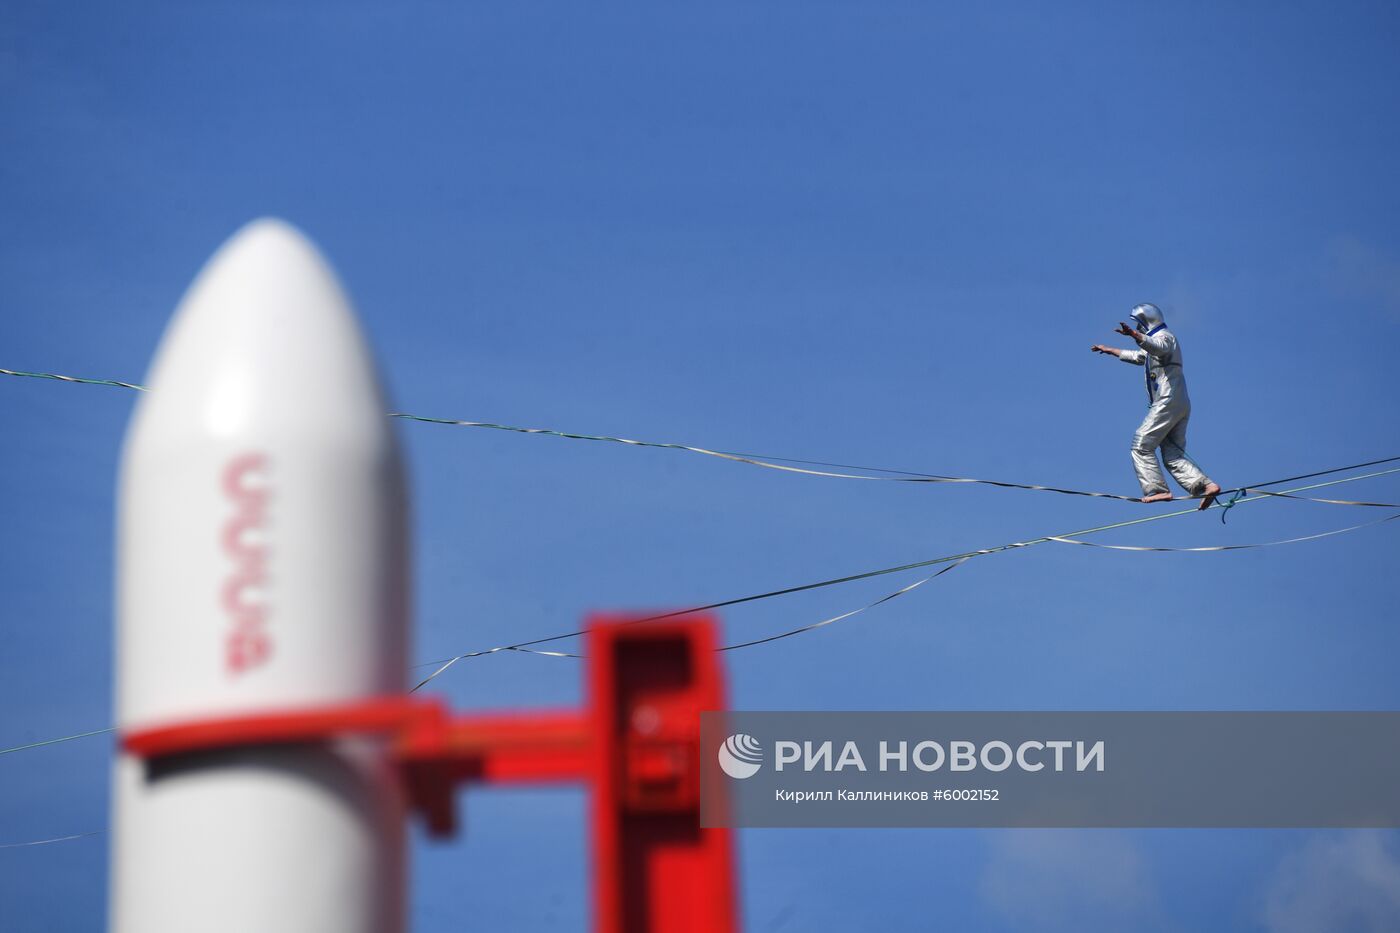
<box><xmin>4</xmin><ymin>2</ymin><xmax>1400</xmax><ymax>929</ymax></box>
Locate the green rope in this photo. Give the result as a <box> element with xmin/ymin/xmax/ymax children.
<box><xmin>1218</xmin><ymin>488</ymin><xmax>1248</xmax><ymax>524</ymax></box>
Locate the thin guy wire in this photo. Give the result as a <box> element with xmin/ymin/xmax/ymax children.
<box><xmin>412</xmin><ymin>466</ymin><xmax>1400</xmax><ymax>688</ymax></box>
<box><xmin>0</xmin><ymin>728</ymin><xmax>115</xmax><ymax>756</ymax></box>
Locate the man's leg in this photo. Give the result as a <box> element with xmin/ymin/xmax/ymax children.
<box><xmin>1131</xmin><ymin>405</ymin><xmax>1174</xmax><ymax>501</ymax></box>
<box><xmin>1161</xmin><ymin>413</ymin><xmax>1209</xmax><ymax>493</ymax></box>
<box><xmin>1161</xmin><ymin>414</ymin><xmax>1222</xmax><ymax>509</ymax></box>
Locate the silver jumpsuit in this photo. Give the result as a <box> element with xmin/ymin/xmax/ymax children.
<box><xmin>1117</xmin><ymin>306</ymin><xmax>1213</xmax><ymax>497</ymax></box>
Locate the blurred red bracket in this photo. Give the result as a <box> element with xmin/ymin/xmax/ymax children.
<box><xmin>124</xmin><ymin>615</ymin><xmax>738</xmax><ymax>933</ymax></box>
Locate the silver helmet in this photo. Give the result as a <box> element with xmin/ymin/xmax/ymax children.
<box><xmin>1129</xmin><ymin>302</ymin><xmax>1164</xmax><ymax>331</ymax></box>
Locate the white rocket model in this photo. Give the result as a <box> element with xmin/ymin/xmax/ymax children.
<box><xmin>112</xmin><ymin>220</ymin><xmax>408</xmax><ymax>932</ymax></box>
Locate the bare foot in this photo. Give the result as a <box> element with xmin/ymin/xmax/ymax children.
<box><xmin>1197</xmin><ymin>482</ymin><xmax>1222</xmax><ymax>511</ymax></box>
<box><xmin>1142</xmin><ymin>492</ymin><xmax>1173</xmax><ymax>503</ymax></box>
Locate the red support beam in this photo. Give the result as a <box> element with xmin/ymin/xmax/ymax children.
<box><xmin>121</xmin><ymin>616</ymin><xmax>739</xmax><ymax>933</ymax></box>
<box><xmin>397</xmin><ymin>709</ymin><xmax>591</xmax><ymax>836</ymax></box>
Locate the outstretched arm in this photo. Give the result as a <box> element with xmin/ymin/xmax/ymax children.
<box><xmin>1116</xmin><ymin>321</ymin><xmax>1172</xmax><ymax>358</ymax></box>
<box><xmin>1091</xmin><ymin>343</ymin><xmax>1145</xmax><ymax>365</ymax></box>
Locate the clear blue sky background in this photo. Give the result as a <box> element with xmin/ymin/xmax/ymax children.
<box><xmin>4</xmin><ymin>3</ymin><xmax>1400</xmax><ymax>930</ymax></box>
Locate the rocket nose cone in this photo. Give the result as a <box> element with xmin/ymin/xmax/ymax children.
<box><xmin>117</xmin><ymin>218</ymin><xmax>407</xmax><ymax>718</ymax></box>
<box><xmin>135</xmin><ymin>217</ymin><xmax>390</xmax><ymax>441</ymax></box>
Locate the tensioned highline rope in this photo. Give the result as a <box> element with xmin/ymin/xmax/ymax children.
<box><xmin>6</xmin><ymin>366</ymin><xmax>1399</xmax><ymax>507</ymax></box>
<box><xmin>410</xmin><ymin>466</ymin><xmax>1400</xmax><ymax>689</ymax></box>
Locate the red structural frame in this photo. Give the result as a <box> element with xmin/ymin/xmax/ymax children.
<box><xmin>122</xmin><ymin>615</ymin><xmax>738</xmax><ymax>933</ymax></box>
